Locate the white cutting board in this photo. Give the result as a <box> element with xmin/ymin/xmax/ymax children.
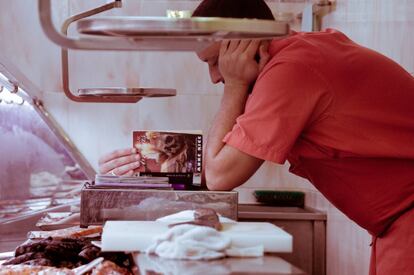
<box><xmin>101</xmin><ymin>221</ymin><xmax>292</xmax><ymax>253</ymax></box>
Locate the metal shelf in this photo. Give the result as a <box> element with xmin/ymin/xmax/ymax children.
<box><xmin>76</xmin><ymin>16</ymin><xmax>290</xmax><ymax>40</ymax></box>
<box><xmin>37</xmin><ymin>0</ymin><xmax>290</xmax><ymax>102</ymax></box>
<box><xmin>38</xmin><ymin>0</ymin><xmax>290</xmax><ymax>52</ymax></box>
<box><xmin>77</xmin><ymin>88</ymin><xmax>176</xmax><ymax>97</ymax></box>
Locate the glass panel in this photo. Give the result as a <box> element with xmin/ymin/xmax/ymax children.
<box><xmin>0</xmin><ymin>74</ymin><xmax>90</xmax><ymax>223</ymax></box>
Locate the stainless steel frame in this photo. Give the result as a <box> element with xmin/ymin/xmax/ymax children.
<box><xmin>80</xmin><ymin>187</ymin><xmax>239</xmax><ymax>227</ymax></box>
<box><xmin>60</xmin><ymin>1</ymin><xmax>176</xmax><ymax>103</ymax></box>
<box><xmin>38</xmin><ymin>0</ymin><xmax>290</xmax><ymax>52</ymax></box>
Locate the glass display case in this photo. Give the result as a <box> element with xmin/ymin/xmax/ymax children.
<box><xmin>0</xmin><ymin>73</ymin><xmax>93</xmax><ymax>226</ymax></box>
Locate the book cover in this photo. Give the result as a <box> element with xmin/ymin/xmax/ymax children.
<box><xmin>133</xmin><ymin>131</ymin><xmax>202</xmax><ymax>185</ymax></box>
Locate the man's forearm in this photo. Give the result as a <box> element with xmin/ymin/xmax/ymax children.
<box><xmin>205</xmin><ymin>84</ymin><xmax>249</xmax><ymax>165</ymax></box>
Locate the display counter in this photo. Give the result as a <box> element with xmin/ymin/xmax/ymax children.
<box><xmin>239</xmin><ymin>204</ymin><xmax>327</xmax><ymax>275</ymax></box>
<box><xmin>0</xmin><ymin>201</ymin><xmax>321</xmax><ymax>274</ymax></box>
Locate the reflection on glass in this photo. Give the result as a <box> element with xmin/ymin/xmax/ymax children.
<box><xmin>0</xmin><ymin>78</ymin><xmax>89</xmax><ymax>223</ymax></box>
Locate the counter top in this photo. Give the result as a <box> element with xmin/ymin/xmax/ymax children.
<box><xmin>135</xmin><ymin>253</ymin><xmax>306</xmax><ymax>275</ymax></box>
<box><xmin>0</xmin><ymin>204</ymin><xmax>311</xmax><ymax>274</ymax></box>
<box><xmin>238</xmin><ymin>204</ymin><xmax>327</xmax><ymax>220</ymax></box>
<box><xmin>0</xmin><ymin>253</ymin><xmax>306</xmax><ymax>275</ymax></box>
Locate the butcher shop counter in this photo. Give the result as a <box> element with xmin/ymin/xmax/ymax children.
<box><xmin>0</xmin><ymin>221</ymin><xmax>306</xmax><ymax>274</ymax></box>
<box><xmin>0</xmin><ymin>205</ymin><xmax>309</xmax><ymax>274</ymax></box>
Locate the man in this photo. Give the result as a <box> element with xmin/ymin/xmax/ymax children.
<box><xmin>99</xmin><ymin>0</ymin><xmax>414</xmax><ymax>274</ymax></box>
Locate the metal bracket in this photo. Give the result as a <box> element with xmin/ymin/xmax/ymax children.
<box><xmin>61</xmin><ymin>1</ymin><xmax>140</xmax><ymax>103</ymax></box>
<box><xmin>39</xmin><ymin>0</ymin><xmax>161</xmax><ymax>51</ymax></box>
<box><xmin>301</xmin><ymin>0</ymin><xmax>336</xmax><ymax>32</ymax></box>
<box><xmin>60</xmin><ymin>1</ymin><xmax>176</xmax><ymax>103</ymax></box>
<box><xmin>39</xmin><ymin>0</ymin><xmax>208</xmax><ymax>51</ymax></box>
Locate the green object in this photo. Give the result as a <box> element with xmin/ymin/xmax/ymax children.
<box><xmin>253</xmin><ymin>190</ymin><xmax>305</xmax><ymax>207</ymax></box>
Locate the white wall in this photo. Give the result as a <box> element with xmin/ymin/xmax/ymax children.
<box><xmin>1</xmin><ymin>1</ymin><xmax>413</xmax><ymax>274</ymax></box>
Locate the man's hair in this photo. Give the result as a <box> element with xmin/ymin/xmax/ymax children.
<box><xmin>192</xmin><ymin>0</ymin><xmax>275</xmax><ymax>20</ymax></box>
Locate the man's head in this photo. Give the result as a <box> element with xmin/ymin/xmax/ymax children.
<box><xmin>193</xmin><ymin>0</ymin><xmax>275</xmax><ymax>84</ymax></box>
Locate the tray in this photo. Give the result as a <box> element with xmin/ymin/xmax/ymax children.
<box><xmin>77</xmin><ymin>17</ymin><xmax>290</xmax><ymax>39</ymax></box>
<box><xmin>35</xmin><ymin>212</ymin><xmax>80</xmax><ymax>230</ymax></box>
<box><xmin>78</xmin><ymin>88</ymin><xmax>176</xmax><ymax>97</ymax></box>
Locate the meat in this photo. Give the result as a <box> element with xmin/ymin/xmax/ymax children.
<box><xmin>0</xmin><ymin>265</ymin><xmax>74</xmax><ymax>275</ymax></box>
<box><xmin>78</xmin><ymin>244</ymin><xmax>101</xmax><ymax>262</ymax></box>
<box><xmin>91</xmin><ymin>260</ymin><xmax>131</xmax><ymax>275</ymax></box>
<box><xmin>3</xmin><ymin>237</ymin><xmax>85</xmax><ymax>268</ymax></box>
<box><xmin>194</xmin><ymin>208</ymin><xmax>222</xmax><ymax>230</ymax></box>
<box><xmin>169</xmin><ymin>208</ymin><xmax>222</xmax><ymax>230</ymax></box>
<box><xmin>2</xmin><ymin>252</ymin><xmax>47</xmax><ymax>265</ymax></box>
<box><xmin>14</xmin><ymin>238</ymin><xmax>50</xmax><ymax>257</ymax></box>
<box><xmin>3</xmin><ymin>237</ymin><xmax>132</xmax><ymax>271</ymax></box>
<box><xmin>19</xmin><ymin>258</ymin><xmax>54</xmax><ymax>267</ymax></box>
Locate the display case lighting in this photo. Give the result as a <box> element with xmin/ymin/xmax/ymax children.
<box><xmin>0</xmin><ymin>73</ymin><xmax>25</xmax><ymax>105</ymax></box>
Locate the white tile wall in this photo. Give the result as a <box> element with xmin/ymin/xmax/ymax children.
<box><xmin>0</xmin><ymin>1</ymin><xmax>412</xmax><ymax>274</ymax></box>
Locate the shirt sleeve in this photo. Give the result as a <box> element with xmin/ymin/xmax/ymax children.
<box><xmin>223</xmin><ymin>61</ymin><xmax>331</xmax><ymax>164</ymax></box>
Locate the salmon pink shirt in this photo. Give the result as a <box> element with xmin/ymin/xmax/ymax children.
<box><xmin>223</xmin><ymin>29</ymin><xmax>414</xmax><ymax>236</ymax></box>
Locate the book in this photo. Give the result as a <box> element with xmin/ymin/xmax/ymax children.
<box><xmin>132</xmin><ymin>131</ymin><xmax>202</xmax><ymax>186</ymax></box>
<box><xmin>94</xmin><ymin>175</ymin><xmax>173</xmax><ymax>190</ymax></box>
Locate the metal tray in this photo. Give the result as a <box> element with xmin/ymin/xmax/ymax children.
<box><xmin>77</xmin><ymin>17</ymin><xmax>290</xmax><ymax>39</ymax></box>
<box><xmin>78</xmin><ymin>88</ymin><xmax>176</xmax><ymax>97</ymax></box>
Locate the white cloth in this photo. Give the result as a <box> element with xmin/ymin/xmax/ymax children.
<box><xmin>146</xmin><ymin>224</ymin><xmax>231</xmax><ymax>260</ymax></box>
<box><xmin>147</xmin><ymin>210</ymin><xmax>265</xmax><ymax>260</ymax></box>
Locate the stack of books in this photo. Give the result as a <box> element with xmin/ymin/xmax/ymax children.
<box><xmin>94</xmin><ymin>175</ymin><xmax>172</xmax><ymax>190</ymax></box>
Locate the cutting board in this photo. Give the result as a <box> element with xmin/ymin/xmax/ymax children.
<box><xmin>101</xmin><ymin>221</ymin><xmax>292</xmax><ymax>253</ymax></box>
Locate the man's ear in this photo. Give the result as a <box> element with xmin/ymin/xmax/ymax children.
<box><xmin>254</xmin><ymin>40</ymin><xmax>270</xmax><ymax>63</ymax></box>
<box><xmin>258</xmin><ymin>40</ymin><xmax>271</xmax><ymax>72</ymax></box>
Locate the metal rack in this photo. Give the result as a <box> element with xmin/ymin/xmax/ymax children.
<box><xmin>39</xmin><ymin>0</ymin><xmax>290</xmax><ymax>103</ymax></box>
<box><xmin>39</xmin><ymin>0</ymin><xmax>290</xmax><ymax>52</ymax></box>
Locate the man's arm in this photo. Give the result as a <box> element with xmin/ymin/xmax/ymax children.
<box><xmin>205</xmin><ymin>83</ymin><xmax>264</xmax><ymax>191</ymax></box>
<box><xmin>204</xmin><ymin>40</ymin><xmax>270</xmax><ymax>191</ymax></box>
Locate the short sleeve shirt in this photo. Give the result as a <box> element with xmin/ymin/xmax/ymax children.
<box><xmin>223</xmin><ymin>29</ymin><xmax>414</xmax><ymax>236</ymax></box>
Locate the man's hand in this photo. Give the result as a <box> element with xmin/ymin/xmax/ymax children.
<box><xmin>218</xmin><ymin>40</ymin><xmax>270</xmax><ymax>89</ymax></box>
<box><xmin>98</xmin><ymin>148</ymin><xmax>141</xmax><ymax>176</ymax></box>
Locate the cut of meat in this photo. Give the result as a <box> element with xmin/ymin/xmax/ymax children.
<box><xmin>169</xmin><ymin>208</ymin><xmax>222</xmax><ymax>230</ymax></box>
<box><xmin>0</xmin><ymin>265</ymin><xmax>74</xmax><ymax>275</ymax></box>
<box><xmin>194</xmin><ymin>208</ymin><xmax>222</xmax><ymax>230</ymax></box>
<box><xmin>91</xmin><ymin>260</ymin><xmax>131</xmax><ymax>275</ymax></box>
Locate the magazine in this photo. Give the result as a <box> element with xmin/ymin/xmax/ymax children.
<box><xmin>132</xmin><ymin>131</ymin><xmax>202</xmax><ymax>186</ymax></box>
